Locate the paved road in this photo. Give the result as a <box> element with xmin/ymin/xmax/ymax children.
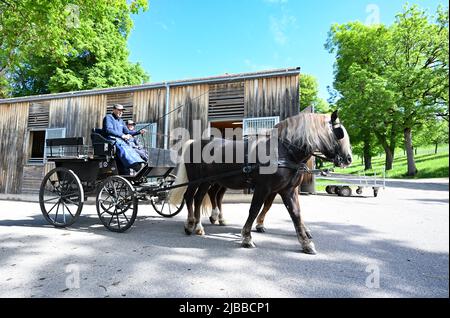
<box><xmin>0</xmin><ymin>178</ymin><xmax>448</xmax><ymax>298</ymax></box>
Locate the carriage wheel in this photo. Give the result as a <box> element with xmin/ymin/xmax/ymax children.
<box><xmin>151</xmin><ymin>174</ymin><xmax>185</xmax><ymax>218</ymax></box>
<box><xmin>96</xmin><ymin>176</ymin><xmax>138</xmax><ymax>233</ymax></box>
<box><xmin>39</xmin><ymin>168</ymin><xmax>84</xmax><ymax>228</ymax></box>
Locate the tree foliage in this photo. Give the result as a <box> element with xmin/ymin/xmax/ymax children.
<box><xmin>0</xmin><ymin>0</ymin><xmax>149</xmax><ymax>97</ymax></box>
<box><xmin>299</xmin><ymin>73</ymin><xmax>329</xmax><ymax>113</ymax></box>
<box><xmin>326</xmin><ymin>5</ymin><xmax>449</xmax><ymax>174</ymax></box>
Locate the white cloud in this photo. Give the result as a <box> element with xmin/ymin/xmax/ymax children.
<box><xmin>270</xmin><ymin>14</ymin><xmax>297</xmax><ymax>45</ymax></box>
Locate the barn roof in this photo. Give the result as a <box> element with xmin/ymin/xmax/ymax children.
<box><xmin>0</xmin><ymin>67</ymin><xmax>301</xmax><ymax>104</ymax></box>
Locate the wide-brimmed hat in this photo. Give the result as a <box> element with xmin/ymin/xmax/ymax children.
<box><xmin>113</xmin><ymin>103</ymin><xmax>125</xmax><ymax>111</ymax></box>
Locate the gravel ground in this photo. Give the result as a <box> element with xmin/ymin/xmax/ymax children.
<box><xmin>0</xmin><ymin>178</ymin><xmax>448</xmax><ymax>298</ymax></box>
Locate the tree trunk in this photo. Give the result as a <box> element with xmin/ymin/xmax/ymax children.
<box><xmin>363</xmin><ymin>139</ymin><xmax>372</xmax><ymax>170</ymax></box>
<box><xmin>385</xmin><ymin>149</ymin><xmax>394</xmax><ymax>171</ymax></box>
<box><xmin>404</xmin><ymin>128</ymin><xmax>418</xmax><ymax>176</ymax></box>
<box><xmin>435</xmin><ymin>143</ymin><xmax>438</xmax><ymax>154</ymax></box>
<box><xmin>375</xmin><ymin>132</ymin><xmax>395</xmax><ymax>171</ymax></box>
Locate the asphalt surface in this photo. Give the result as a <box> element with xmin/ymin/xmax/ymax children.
<box><xmin>0</xmin><ymin>178</ymin><xmax>448</xmax><ymax>298</ymax></box>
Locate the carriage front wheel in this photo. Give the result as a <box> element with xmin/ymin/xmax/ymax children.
<box><xmin>39</xmin><ymin>167</ymin><xmax>84</xmax><ymax>228</ymax></box>
<box><xmin>151</xmin><ymin>174</ymin><xmax>185</xmax><ymax>218</ymax></box>
<box><xmin>96</xmin><ymin>176</ymin><xmax>138</xmax><ymax>233</ymax></box>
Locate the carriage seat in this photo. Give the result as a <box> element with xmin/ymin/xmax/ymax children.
<box><xmin>91</xmin><ymin>128</ymin><xmax>116</xmax><ymax>158</ymax></box>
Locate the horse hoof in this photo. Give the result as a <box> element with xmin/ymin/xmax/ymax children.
<box><xmin>195</xmin><ymin>229</ymin><xmax>205</xmax><ymax>236</ymax></box>
<box><xmin>219</xmin><ymin>220</ymin><xmax>227</xmax><ymax>226</ymax></box>
<box><xmin>241</xmin><ymin>240</ymin><xmax>256</xmax><ymax>248</ymax></box>
<box><xmin>185</xmin><ymin>228</ymin><xmax>192</xmax><ymax>235</ymax></box>
<box><xmin>302</xmin><ymin>242</ymin><xmax>317</xmax><ymax>255</ymax></box>
<box><xmin>209</xmin><ymin>217</ymin><xmax>218</xmax><ymax>225</ymax></box>
<box><xmin>256</xmin><ymin>225</ymin><xmax>266</xmax><ymax>233</ymax></box>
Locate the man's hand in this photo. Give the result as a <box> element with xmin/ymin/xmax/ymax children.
<box><xmin>122</xmin><ymin>134</ymin><xmax>132</xmax><ymax>141</ymax></box>
<box><xmin>140</xmin><ymin>129</ymin><xmax>147</xmax><ymax>135</ymax></box>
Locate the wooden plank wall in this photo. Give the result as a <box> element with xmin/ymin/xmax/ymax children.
<box><xmin>134</xmin><ymin>88</ymin><xmax>166</xmax><ymax>148</ymax></box>
<box><xmin>169</xmin><ymin>85</ymin><xmax>209</xmax><ymax>145</ymax></box>
<box><xmin>49</xmin><ymin>95</ymin><xmax>107</xmax><ymax>144</ymax></box>
<box><xmin>0</xmin><ymin>103</ymin><xmax>29</xmax><ymax>194</ymax></box>
<box><xmin>244</xmin><ymin>75</ymin><xmax>299</xmax><ymax>120</ymax></box>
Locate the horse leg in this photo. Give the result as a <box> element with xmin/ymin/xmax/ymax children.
<box><xmin>193</xmin><ymin>183</ymin><xmax>211</xmax><ymax>236</ymax></box>
<box><xmin>241</xmin><ymin>187</ymin><xmax>269</xmax><ymax>248</ymax></box>
<box><xmin>256</xmin><ymin>192</ymin><xmax>277</xmax><ymax>233</ymax></box>
<box><xmin>208</xmin><ymin>184</ymin><xmax>221</xmax><ymax>225</ymax></box>
<box><xmin>216</xmin><ymin>186</ymin><xmax>227</xmax><ymax>226</ymax></box>
<box><xmin>279</xmin><ymin>188</ymin><xmax>317</xmax><ymax>255</ymax></box>
<box><xmin>184</xmin><ymin>185</ymin><xmax>197</xmax><ymax>235</ymax></box>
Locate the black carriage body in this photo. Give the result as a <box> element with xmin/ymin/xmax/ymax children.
<box><xmin>40</xmin><ymin>136</ymin><xmax>184</xmax><ymax>233</ymax></box>
<box><xmin>53</xmin><ymin>158</ymin><xmax>118</xmax><ymax>193</ymax></box>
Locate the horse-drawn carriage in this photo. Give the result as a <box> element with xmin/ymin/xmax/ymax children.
<box><xmin>39</xmin><ymin>130</ymin><xmax>184</xmax><ymax>233</ymax></box>
<box><xmin>39</xmin><ymin>111</ymin><xmax>353</xmax><ymax>254</ymax></box>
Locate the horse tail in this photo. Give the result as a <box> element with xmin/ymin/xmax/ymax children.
<box><xmin>168</xmin><ymin>140</ymin><xmax>194</xmax><ymax>206</ymax></box>
<box><xmin>201</xmin><ymin>193</ymin><xmax>212</xmax><ymax>217</ymax></box>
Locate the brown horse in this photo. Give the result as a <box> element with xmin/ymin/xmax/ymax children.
<box><xmin>170</xmin><ymin>111</ymin><xmax>352</xmax><ymax>254</ymax></box>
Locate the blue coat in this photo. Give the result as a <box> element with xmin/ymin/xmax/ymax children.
<box><xmin>103</xmin><ymin>114</ymin><xmax>139</xmax><ymax>139</ymax></box>
<box><xmin>102</xmin><ymin>114</ymin><xmax>144</xmax><ymax>169</ymax></box>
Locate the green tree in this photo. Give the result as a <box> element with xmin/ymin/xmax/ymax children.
<box><xmin>326</xmin><ymin>22</ymin><xmax>401</xmax><ymax>170</ymax></box>
<box><xmin>299</xmin><ymin>73</ymin><xmax>330</xmax><ymax>113</ymax></box>
<box><xmin>300</xmin><ymin>74</ymin><xmax>319</xmax><ymax>111</ymax></box>
<box><xmin>326</xmin><ymin>5</ymin><xmax>449</xmax><ymax>175</ymax></box>
<box><xmin>385</xmin><ymin>5</ymin><xmax>449</xmax><ymax>176</ymax></box>
<box><xmin>0</xmin><ymin>0</ymin><xmax>149</xmax><ymax>97</ymax></box>
<box><xmin>414</xmin><ymin>119</ymin><xmax>449</xmax><ymax>154</ymax></box>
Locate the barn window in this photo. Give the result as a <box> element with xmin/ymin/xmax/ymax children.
<box><xmin>28</xmin><ymin>128</ymin><xmax>66</xmax><ymax>163</ymax></box>
<box><xmin>106</xmin><ymin>93</ymin><xmax>134</xmax><ymax>122</ymax></box>
<box><xmin>208</xmin><ymin>82</ymin><xmax>245</xmax><ymax>121</ymax></box>
<box><xmin>28</xmin><ymin>102</ymin><xmax>49</xmax><ymax>129</ymax></box>
<box><xmin>243</xmin><ymin>116</ymin><xmax>280</xmax><ymax>136</ymax></box>
<box><xmin>136</xmin><ymin>123</ymin><xmax>157</xmax><ymax>149</ymax></box>
<box><xmin>29</xmin><ymin>130</ymin><xmax>46</xmax><ymax>163</ymax></box>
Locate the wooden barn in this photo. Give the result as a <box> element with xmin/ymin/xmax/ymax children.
<box><xmin>0</xmin><ymin>67</ymin><xmax>315</xmax><ymax>195</ymax></box>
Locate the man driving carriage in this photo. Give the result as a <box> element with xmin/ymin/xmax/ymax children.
<box><xmin>102</xmin><ymin>104</ymin><xmax>147</xmax><ymax>175</ymax></box>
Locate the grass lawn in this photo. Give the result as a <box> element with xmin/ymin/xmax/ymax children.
<box><xmin>321</xmin><ymin>144</ymin><xmax>449</xmax><ymax>179</ymax></box>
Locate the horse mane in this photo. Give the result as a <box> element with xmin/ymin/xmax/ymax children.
<box><xmin>276</xmin><ymin>113</ymin><xmax>335</xmax><ymax>153</ymax></box>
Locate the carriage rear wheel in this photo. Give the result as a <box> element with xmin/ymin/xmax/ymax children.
<box><xmin>151</xmin><ymin>174</ymin><xmax>185</xmax><ymax>218</ymax></box>
<box><xmin>96</xmin><ymin>176</ymin><xmax>138</xmax><ymax>233</ymax></box>
<box><xmin>39</xmin><ymin>167</ymin><xmax>84</xmax><ymax>228</ymax></box>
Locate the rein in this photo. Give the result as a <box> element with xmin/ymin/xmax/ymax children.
<box><xmin>279</xmin><ymin>138</ymin><xmax>335</xmax><ymax>164</ymax></box>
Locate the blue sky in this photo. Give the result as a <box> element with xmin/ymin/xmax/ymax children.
<box><xmin>128</xmin><ymin>0</ymin><xmax>447</xmax><ymax>100</ymax></box>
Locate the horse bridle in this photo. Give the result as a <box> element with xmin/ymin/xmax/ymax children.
<box><xmin>331</xmin><ymin>120</ymin><xmax>345</xmax><ymax>140</ymax></box>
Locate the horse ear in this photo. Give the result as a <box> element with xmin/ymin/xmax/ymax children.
<box><xmin>331</xmin><ymin>110</ymin><xmax>338</xmax><ymax>123</ymax></box>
